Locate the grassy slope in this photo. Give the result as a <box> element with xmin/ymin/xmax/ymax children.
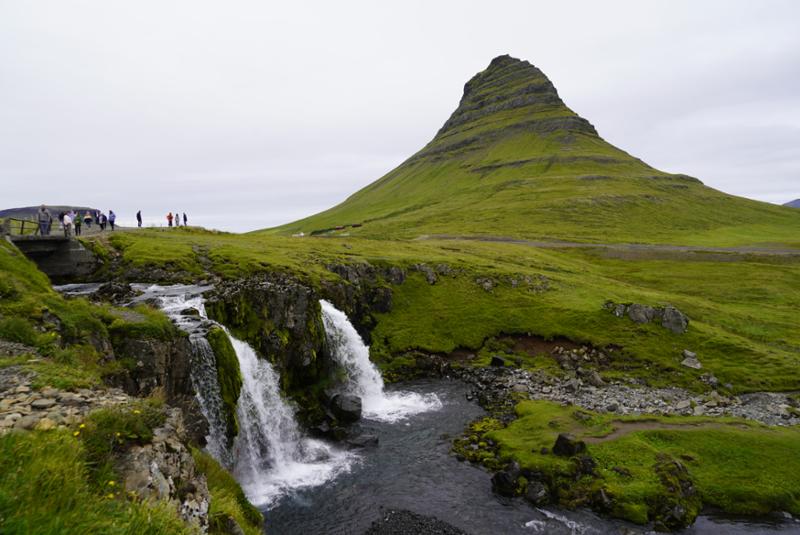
<box><xmin>269</xmin><ymin>57</ymin><xmax>800</xmax><ymax>247</ymax></box>
<box><xmin>92</xmin><ymin>229</ymin><xmax>800</xmax><ymax>393</ymax></box>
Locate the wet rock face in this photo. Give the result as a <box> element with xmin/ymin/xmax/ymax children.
<box><xmin>323</xmin><ymin>262</ymin><xmax>405</xmax><ymax>342</ymax></box>
<box><xmin>107</xmin><ymin>337</ymin><xmax>194</xmax><ymax>400</ymax></box>
<box><xmin>330</xmin><ymin>393</ymin><xmax>362</xmax><ymax>423</ymax></box>
<box><xmin>205</xmin><ymin>274</ymin><xmax>328</xmax><ymax>394</ymax></box>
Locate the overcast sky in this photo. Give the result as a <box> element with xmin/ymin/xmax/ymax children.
<box><xmin>1</xmin><ymin>1</ymin><xmax>798</xmax><ymax>231</ymax></box>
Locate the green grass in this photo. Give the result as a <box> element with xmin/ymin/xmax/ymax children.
<box><xmin>206</xmin><ymin>326</ymin><xmax>243</xmax><ymax>444</ymax></box>
<box><xmin>191</xmin><ymin>449</ymin><xmax>263</xmax><ymax>535</ymax></box>
<box><xmin>84</xmin><ymin>228</ymin><xmax>800</xmax><ymax>394</ymax></box>
<box><xmin>488</xmin><ymin>401</ymin><xmax>800</xmax><ymax>524</ymax></box>
<box><xmin>0</xmin><ymin>430</ymin><xmax>195</xmax><ymax>535</ymax></box>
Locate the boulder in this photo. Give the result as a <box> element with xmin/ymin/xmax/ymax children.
<box><xmin>346</xmin><ymin>434</ymin><xmax>379</xmax><ymax>448</ymax></box>
<box><xmin>524</xmin><ymin>480</ymin><xmax>549</xmax><ymax>505</ymax></box>
<box><xmin>662</xmin><ymin>306</ymin><xmax>689</xmax><ymax>334</ymax></box>
<box><xmin>490</xmin><ymin>355</ymin><xmax>506</xmax><ymax>367</ymax></box>
<box><xmin>627</xmin><ymin>304</ymin><xmax>656</xmax><ymax>324</ymax></box>
<box><xmin>330</xmin><ymin>393</ymin><xmax>362</xmax><ymax>423</ymax></box>
<box><xmin>552</xmin><ymin>433</ymin><xmax>586</xmax><ymax>457</ymax></box>
<box><xmin>680</xmin><ymin>351</ymin><xmax>702</xmax><ymax>370</ymax></box>
<box><xmin>491</xmin><ymin>461</ymin><xmax>521</xmax><ymax>497</ymax></box>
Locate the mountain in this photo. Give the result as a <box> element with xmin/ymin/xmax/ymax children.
<box><xmin>273</xmin><ymin>55</ymin><xmax>800</xmax><ymax>246</ymax></box>
<box><xmin>0</xmin><ymin>205</ymin><xmax>98</xmax><ymax>219</ymax></box>
<box><xmin>784</xmin><ymin>199</ymin><xmax>800</xmax><ymax>208</ymax></box>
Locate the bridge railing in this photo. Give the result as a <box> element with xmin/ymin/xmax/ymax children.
<box><xmin>1</xmin><ymin>217</ymin><xmax>41</xmax><ymax>237</ymax></box>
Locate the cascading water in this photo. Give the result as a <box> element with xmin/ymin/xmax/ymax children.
<box><xmin>320</xmin><ymin>299</ymin><xmax>442</xmax><ymax>422</ymax></box>
<box><xmin>135</xmin><ymin>284</ymin><xmax>355</xmax><ymax>507</ymax></box>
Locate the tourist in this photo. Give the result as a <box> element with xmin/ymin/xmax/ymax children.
<box><xmin>167</xmin><ymin>212</ymin><xmax>173</xmax><ymax>227</ymax></box>
<box><xmin>74</xmin><ymin>212</ymin><xmax>82</xmax><ymax>236</ymax></box>
<box><xmin>183</xmin><ymin>212</ymin><xmax>187</xmax><ymax>226</ymax></box>
<box><xmin>83</xmin><ymin>212</ymin><xmax>92</xmax><ymax>229</ymax></box>
<box><xmin>136</xmin><ymin>210</ymin><xmax>142</xmax><ymax>228</ymax></box>
<box><xmin>175</xmin><ymin>210</ymin><xmax>180</xmax><ymax>226</ymax></box>
<box><xmin>62</xmin><ymin>211</ymin><xmax>73</xmax><ymax>238</ymax></box>
<box><xmin>109</xmin><ymin>210</ymin><xmax>116</xmax><ymax>231</ymax></box>
<box><xmin>99</xmin><ymin>212</ymin><xmax>107</xmax><ymax>231</ymax></box>
<box><xmin>37</xmin><ymin>205</ymin><xmax>52</xmax><ymax>236</ymax></box>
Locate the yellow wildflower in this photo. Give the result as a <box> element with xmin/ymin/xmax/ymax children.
<box><xmin>73</xmin><ymin>431</ymin><xmax>80</xmax><ymax>437</ymax></box>
<box><xmin>79</xmin><ymin>423</ymin><xmax>85</xmax><ymax>429</ymax></box>
<box><xmin>107</xmin><ymin>480</ymin><xmax>116</xmax><ymax>487</ymax></box>
<box><xmin>132</xmin><ymin>409</ymin><xmax>141</xmax><ymax>415</ymax></box>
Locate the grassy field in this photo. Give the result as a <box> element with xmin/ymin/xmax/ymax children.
<box><xmin>83</xmin><ymin>228</ymin><xmax>800</xmax><ymax>394</ymax></box>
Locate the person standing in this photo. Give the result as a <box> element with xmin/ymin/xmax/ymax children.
<box><xmin>175</xmin><ymin>210</ymin><xmax>180</xmax><ymax>226</ymax></box>
<box><xmin>136</xmin><ymin>210</ymin><xmax>142</xmax><ymax>228</ymax></box>
<box><xmin>183</xmin><ymin>212</ymin><xmax>187</xmax><ymax>226</ymax></box>
<box><xmin>167</xmin><ymin>212</ymin><xmax>173</xmax><ymax>227</ymax></box>
<box><xmin>62</xmin><ymin>212</ymin><xmax>73</xmax><ymax>238</ymax></box>
<box><xmin>109</xmin><ymin>210</ymin><xmax>116</xmax><ymax>231</ymax></box>
<box><xmin>74</xmin><ymin>212</ymin><xmax>82</xmax><ymax>236</ymax></box>
<box><xmin>37</xmin><ymin>205</ymin><xmax>52</xmax><ymax>236</ymax></box>
<box><xmin>99</xmin><ymin>212</ymin><xmax>107</xmax><ymax>231</ymax></box>
<box><xmin>83</xmin><ymin>212</ymin><xmax>92</xmax><ymax>229</ymax></box>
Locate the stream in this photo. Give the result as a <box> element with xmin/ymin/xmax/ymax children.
<box><xmin>54</xmin><ymin>283</ymin><xmax>800</xmax><ymax>534</ymax></box>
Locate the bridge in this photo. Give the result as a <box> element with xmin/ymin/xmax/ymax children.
<box><xmin>2</xmin><ymin>218</ymin><xmax>97</xmax><ymax>280</ymax></box>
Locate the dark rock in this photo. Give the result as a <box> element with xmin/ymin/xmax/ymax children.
<box><xmin>491</xmin><ymin>461</ymin><xmax>521</xmax><ymax>497</ymax></box>
<box><xmin>346</xmin><ymin>434</ymin><xmax>379</xmax><ymax>448</ymax></box>
<box><xmin>330</xmin><ymin>393</ymin><xmax>362</xmax><ymax>423</ymax></box>
<box><xmin>180</xmin><ymin>308</ymin><xmax>200</xmax><ymax>316</ymax></box>
<box><xmin>489</xmin><ymin>355</ymin><xmax>506</xmax><ymax>367</ymax></box>
<box><xmin>574</xmin><ymin>455</ymin><xmax>597</xmax><ymax>477</ymax></box>
<box><xmin>524</xmin><ymin>480</ymin><xmax>550</xmax><ymax>505</ymax></box>
<box><xmin>552</xmin><ymin>433</ymin><xmax>586</xmax><ymax>457</ymax></box>
<box><xmin>365</xmin><ymin>509</ymin><xmax>467</xmax><ymax>534</ymax></box>
<box><xmin>593</xmin><ymin>488</ymin><xmax>613</xmax><ymax>512</ymax></box>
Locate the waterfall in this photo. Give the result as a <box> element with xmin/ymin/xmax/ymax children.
<box><xmin>229</xmin><ymin>334</ymin><xmax>354</xmax><ymax>507</ymax></box>
<box><xmin>320</xmin><ymin>299</ymin><xmax>442</xmax><ymax>422</ymax></box>
<box><xmin>188</xmin><ymin>335</ymin><xmax>231</xmax><ymax>465</ymax></box>
<box><xmin>136</xmin><ymin>284</ymin><xmax>355</xmax><ymax>508</ymax></box>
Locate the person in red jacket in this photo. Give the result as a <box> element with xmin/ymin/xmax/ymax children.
<box><xmin>167</xmin><ymin>212</ymin><xmax>174</xmax><ymax>227</ymax></box>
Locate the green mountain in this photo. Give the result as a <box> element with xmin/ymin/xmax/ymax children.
<box><xmin>274</xmin><ymin>55</ymin><xmax>800</xmax><ymax>247</ymax></box>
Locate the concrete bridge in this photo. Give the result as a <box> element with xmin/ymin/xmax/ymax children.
<box><xmin>5</xmin><ymin>233</ymin><xmax>97</xmax><ymax>280</ymax></box>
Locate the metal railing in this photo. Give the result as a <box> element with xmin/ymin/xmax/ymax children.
<box><xmin>1</xmin><ymin>217</ymin><xmax>43</xmax><ymax>236</ymax></box>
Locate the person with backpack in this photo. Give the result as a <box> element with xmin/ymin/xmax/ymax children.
<box><xmin>183</xmin><ymin>212</ymin><xmax>188</xmax><ymax>226</ymax></box>
<box><xmin>37</xmin><ymin>205</ymin><xmax>52</xmax><ymax>236</ymax></box>
<box><xmin>74</xmin><ymin>211</ymin><xmax>82</xmax><ymax>236</ymax></box>
<box><xmin>83</xmin><ymin>212</ymin><xmax>93</xmax><ymax>229</ymax></box>
<box><xmin>136</xmin><ymin>210</ymin><xmax>142</xmax><ymax>228</ymax></box>
<box><xmin>99</xmin><ymin>212</ymin><xmax>107</xmax><ymax>231</ymax></box>
<box><xmin>108</xmin><ymin>210</ymin><xmax>117</xmax><ymax>231</ymax></box>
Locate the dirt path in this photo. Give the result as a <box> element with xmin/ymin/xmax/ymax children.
<box><xmin>584</xmin><ymin>419</ymin><xmax>753</xmax><ymax>444</ymax></box>
<box><xmin>417</xmin><ymin>234</ymin><xmax>800</xmax><ymax>257</ymax></box>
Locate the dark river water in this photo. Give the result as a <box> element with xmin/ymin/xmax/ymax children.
<box><xmin>266</xmin><ymin>379</ymin><xmax>800</xmax><ymax>535</ymax></box>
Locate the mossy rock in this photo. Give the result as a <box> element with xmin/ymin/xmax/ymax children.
<box><xmin>207</xmin><ymin>326</ymin><xmax>243</xmax><ymax>445</ymax></box>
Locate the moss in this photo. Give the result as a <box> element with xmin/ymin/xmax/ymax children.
<box><xmin>487</xmin><ymin>400</ymin><xmax>800</xmax><ymax>526</ymax></box>
<box><xmin>207</xmin><ymin>327</ymin><xmax>243</xmax><ymax>445</ymax></box>
<box><xmin>191</xmin><ymin>448</ymin><xmax>263</xmax><ymax>535</ymax></box>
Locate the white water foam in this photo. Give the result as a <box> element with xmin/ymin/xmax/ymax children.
<box><xmin>228</xmin><ymin>333</ymin><xmax>355</xmax><ymax>507</ymax></box>
<box><xmin>320</xmin><ymin>299</ymin><xmax>442</xmax><ymax>422</ymax></box>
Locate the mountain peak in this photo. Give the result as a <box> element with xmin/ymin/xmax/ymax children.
<box><xmin>435</xmin><ymin>54</ymin><xmax>596</xmax><ymax>140</ymax></box>
<box><xmin>784</xmin><ymin>199</ymin><xmax>800</xmax><ymax>208</ymax></box>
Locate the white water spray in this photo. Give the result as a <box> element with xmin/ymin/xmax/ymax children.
<box><xmin>320</xmin><ymin>299</ymin><xmax>442</xmax><ymax>422</ymax></box>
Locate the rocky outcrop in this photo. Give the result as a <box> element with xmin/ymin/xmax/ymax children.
<box><xmin>605</xmin><ymin>301</ymin><xmax>689</xmax><ymax>334</ymax></box>
<box><xmin>205</xmin><ymin>273</ymin><xmax>327</xmax><ymax>403</ymax></box>
<box><xmin>117</xmin><ymin>407</ymin><xmax>211</xmax><ymax>531</ymax></box>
